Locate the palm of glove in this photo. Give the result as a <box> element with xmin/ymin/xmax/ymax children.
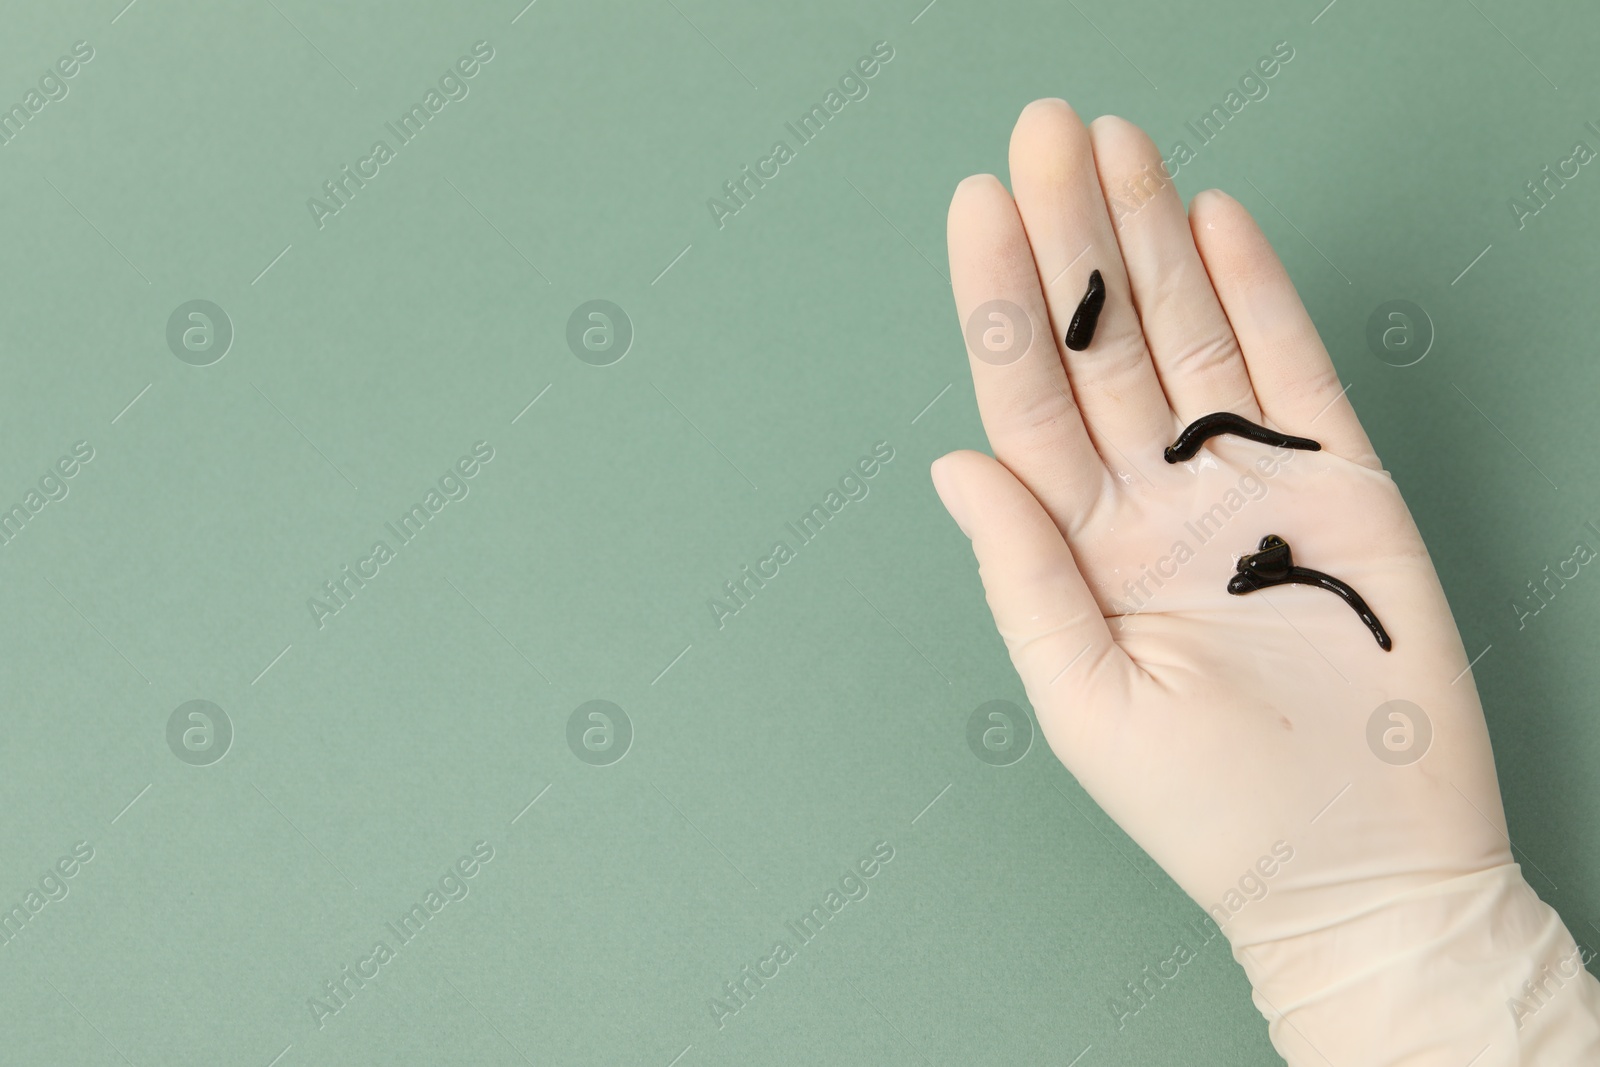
<box><xmin>1044</xmin><ymin>437</ymin><xmax>1506</xmax><ymax>946</ymax></box>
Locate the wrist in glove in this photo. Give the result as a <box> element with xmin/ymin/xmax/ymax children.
<box><xmin>1234</xmin><ymin>864</ymin><xmax>1600</xmax><ymax>1066</ymax></box>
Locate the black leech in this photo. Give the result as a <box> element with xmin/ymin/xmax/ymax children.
<box><xmin>1226</xmin><ymin>534</ymin><xmax>1392</xmax><ymax>651</ymax></box>
<box><xmin>1063</xmin><ymin>269</ymin><xmax>1105</xmax><ymax>351</ymax></box>
<box><xmin>1165</xmin><ymin>411</ymin><xmax>1321</xmax><ymax>463</ymax></box>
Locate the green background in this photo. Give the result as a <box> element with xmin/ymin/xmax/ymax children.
<box><xmin>0</xmin><ymin>0</ymin><xmax>1596</xmax><ymax>1063</ymax></box>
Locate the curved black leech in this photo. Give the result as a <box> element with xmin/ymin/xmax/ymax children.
<box><xmin>1227</xmin><ymin>535</ymin><xmax>1392</xmax><ymax>651</ymax></box>
<box><xmin>1164</xmin><ymin>412</ymin><xmax>1322</xmax><ymax>464</ymax></box>
<box><xmin>1063</xmin><ymin>269</ymin><xmax>1105</xmax><ymax>351</ymax></box>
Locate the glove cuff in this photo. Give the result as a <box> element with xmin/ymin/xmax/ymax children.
<box><xmin>1234</xmin><ymin>863</ymin><xmax>1600</xmax><ymax>1066</ymax></box>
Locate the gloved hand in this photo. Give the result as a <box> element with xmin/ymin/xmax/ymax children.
<box><xmin>933</xmin><ymin>98</ymin><xmax>1600</xmax><ymax>1064</ymax></box>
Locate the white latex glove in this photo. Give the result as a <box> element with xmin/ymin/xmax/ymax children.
<box><xmin>933</xmin><ymin>99</ymin><xmax>1600</xmax><ymax>1064</ymax></box>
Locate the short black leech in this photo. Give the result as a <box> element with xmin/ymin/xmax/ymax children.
<box><xmin>1063</xmin><ymin>269</ymin><xmax>1105</xmax><ymax>351</ymax></box>
<box><xmin>1165</xmin><ymin>412</ymin><xmax>1321</xmax><ymax>463</ymax></box>
<box><xmin>1227</xmin><ymin>534</ymin><xmax>1392</xmax><ymax>651</ymax></box>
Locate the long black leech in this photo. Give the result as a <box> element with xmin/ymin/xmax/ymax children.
<box><xmin>1063</xmin><ymin>269</ymin><xmax>1105</xmax><ymax>351</ymax></box>
<box><xmin>1227</xmin><ymin>534</ymin><xmax>1392</xmax><ymax>651</ymax></box>
<box><xmin>1165</xmin><ymin>412</ymin><xmax>1321</xmax><ymax>463</ymax></box>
